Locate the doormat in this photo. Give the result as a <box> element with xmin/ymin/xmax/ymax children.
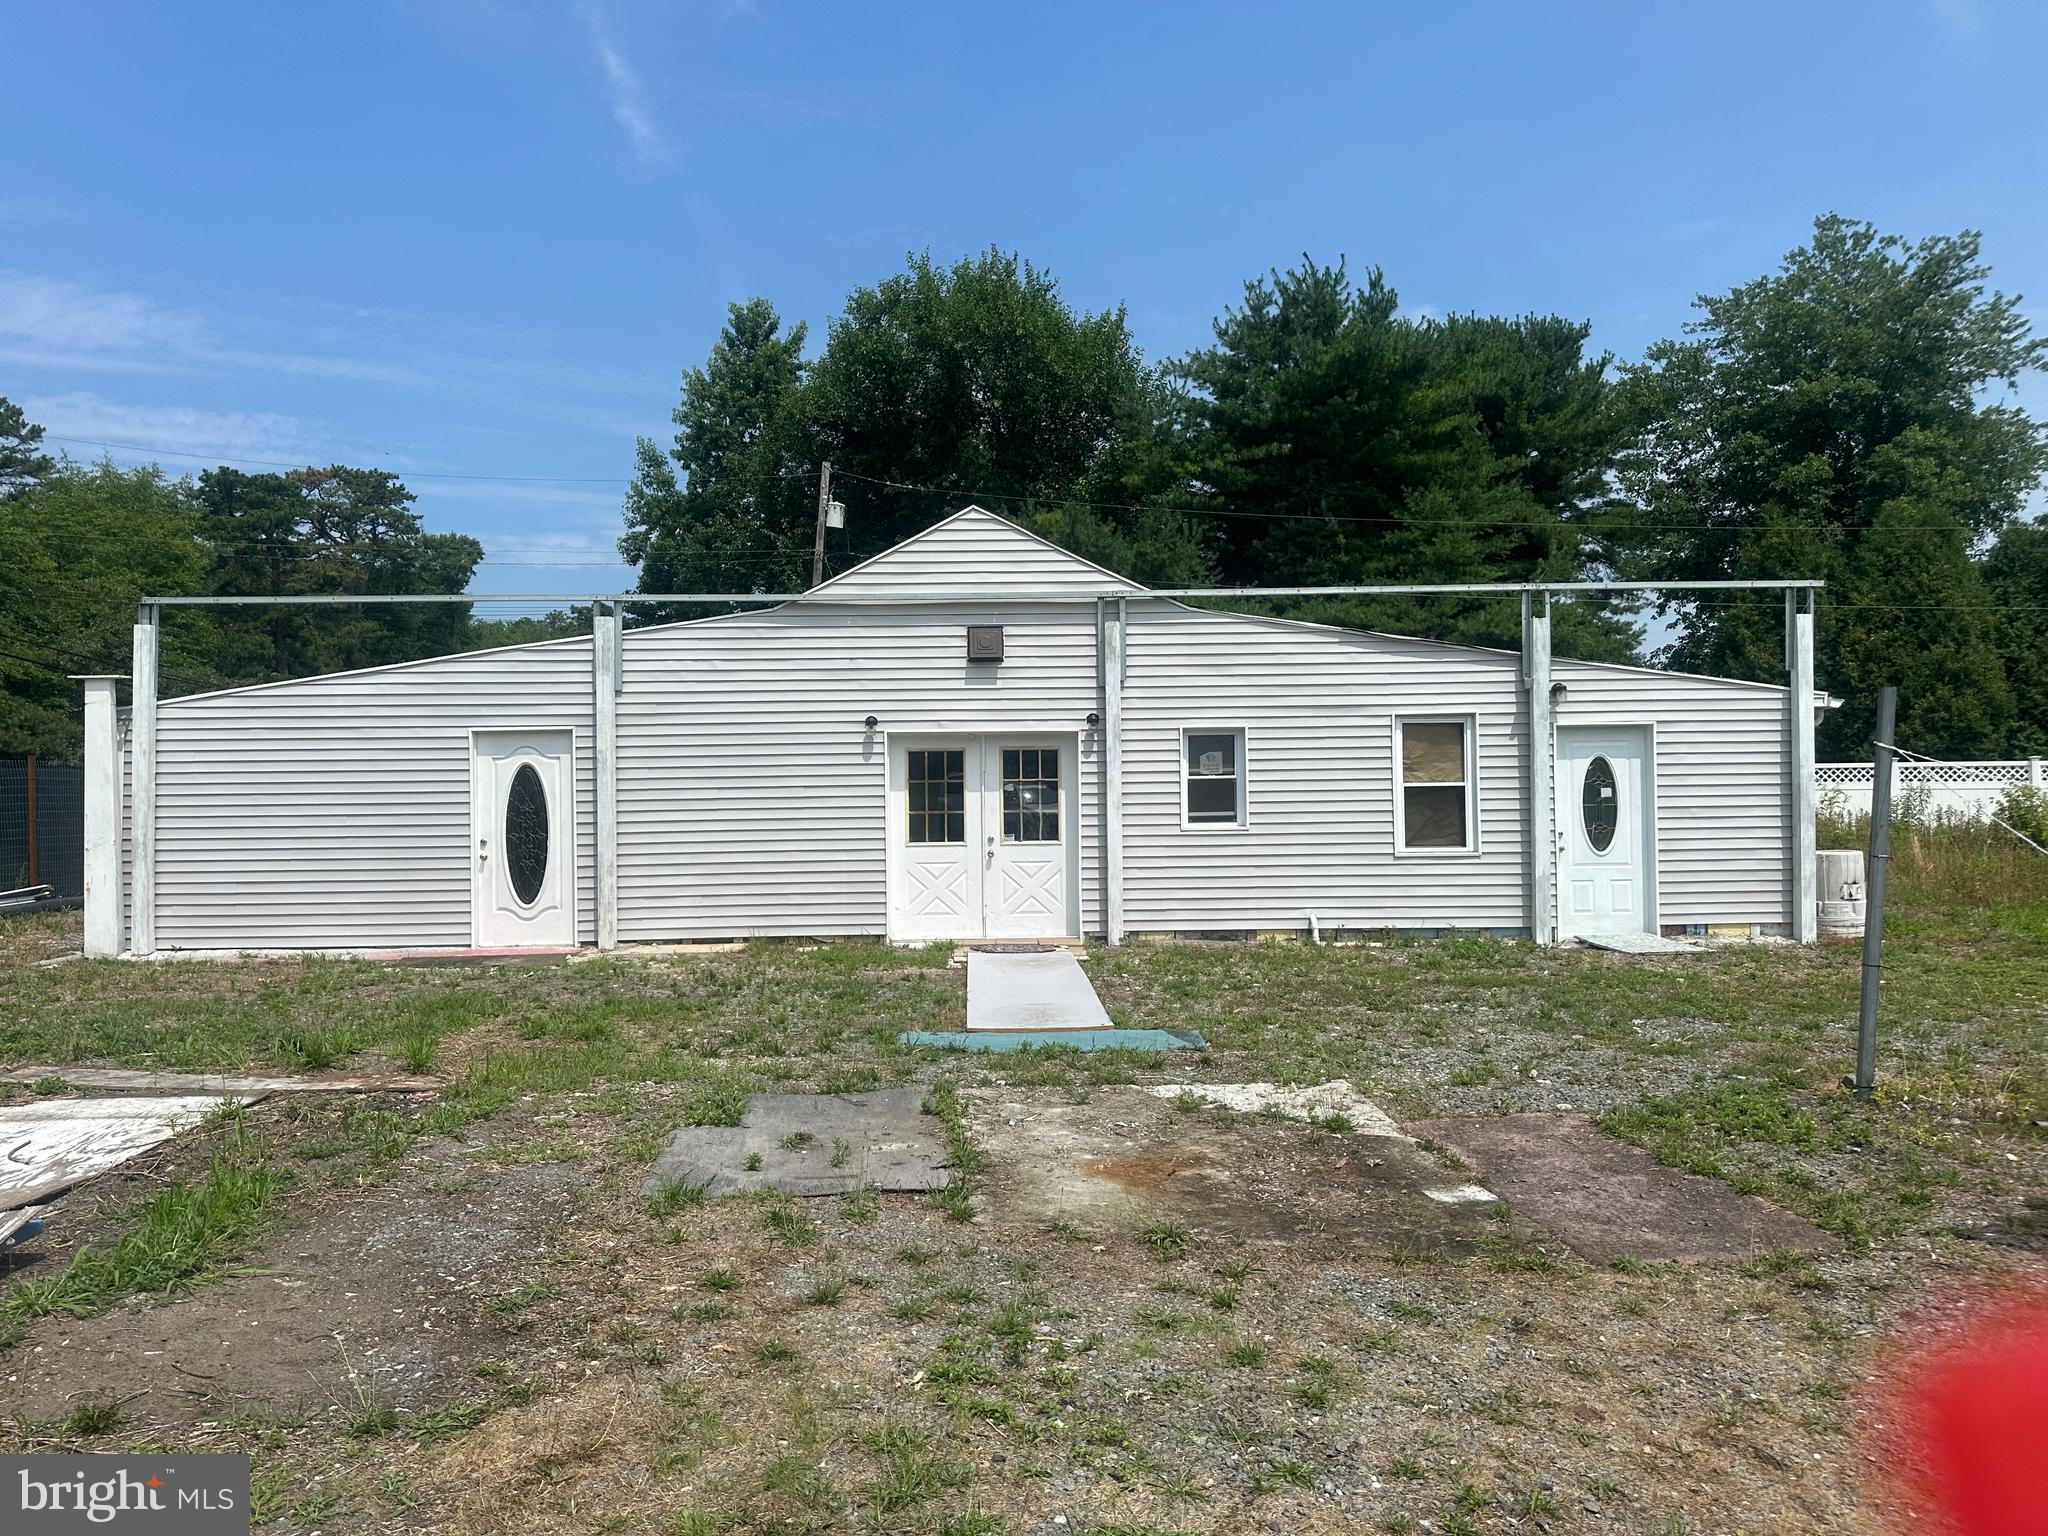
<box><xmin>899</xmin><ymin>1027</ymin><xmax>1206</xmax><ymax>1054</ymax></box>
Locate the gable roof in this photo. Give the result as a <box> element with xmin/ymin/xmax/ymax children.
<box><xmin>805</xmin><ymin>506</ymin><xmax>1138</xmax><ymax>599</ymax></box>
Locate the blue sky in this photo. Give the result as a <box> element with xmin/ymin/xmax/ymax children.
<box><xmin>4</xmin><ymin>0</ymin><xmax>2043</xmax><ymax>602</ymax></box>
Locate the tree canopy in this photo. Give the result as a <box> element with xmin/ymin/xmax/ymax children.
<box><xmin>1607</xmin><ymin>216</ymin><xmax>2048</xmax><ymax>756</ymax></box>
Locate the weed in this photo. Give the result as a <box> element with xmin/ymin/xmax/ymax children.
<box><xmin>842</xmin><ymin>1183</ymin><xmax>879</xmax><ymax>1224</ymax></box>
<box><xmin>1143</xmin><ymin>1222</ymin><xmax>1192</xmax><ymax>1260</ymax></box>
<box><xmin>58</xmin><ymin>1399</ymin><xmax>125</xmax><ymax>1436</ymax></box>
<box><xmin>698</xmin><ymin>1267</ymin><xmax>742</xmax><ymax>1293</ymax></box>
<box><xmin>1223</xmin><ymin>1340</ymin><xmax>1266</xmax><ymax>1368</ymax></box>
<box><xmin>760</xmin><ymin>1201</ymin><xmax>818</xmax><ymax>1247</ymax></box>
<box><xmin>804</xmin><ymin>1278</ymin><xmax>846</xmax><ymax>1307</ymax></box>
<box><xmin>754</xmin><ymin>1338</ymin><xmax>798</xmax><ymax>1365</ymax></box>
<box><xmin>647</xmin><ymin>1178</ymin><xmax>709</xmax><ymax>1218</ymax></box>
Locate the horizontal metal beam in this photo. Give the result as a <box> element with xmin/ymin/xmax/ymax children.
<box><xmin>143</xmin><ymin>578</ymin><xmax>1826</xmax><ymax>608</ymax></box>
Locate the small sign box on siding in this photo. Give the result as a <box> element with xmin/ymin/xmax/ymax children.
<box><xmin>966</xmin><ymin>625</ymin><xmax>1004</xmax><ymax>663</ymax></box>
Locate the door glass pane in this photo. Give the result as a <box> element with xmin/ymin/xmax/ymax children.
<box><xmin>1582</xmin><ymin>756</ymin><xmax>1618</xmax><ymax>852</ymax></box>
<box><xmin>1402</xmin><ymin>722</ymin><xmax>1465</xmax><ymax>784</ymax></box>
<box><xmin>505</xmin><ymin>763</ymin><xmax>550</xmax><ymax>905</ymax></box>
<box><xmin>908</xmin><ymin>749</ymin><xmax>966</xmax><ymax>844</ymax></box>
<box><xmin>1403</xmin><ymin>784</ymin><xmax>1467</xmax><ymax>848</ymax></box>
<box><xmin>1000</xmin><ymin>747</ymin><xmax>1060</xmax><ymax>842</ymax></box>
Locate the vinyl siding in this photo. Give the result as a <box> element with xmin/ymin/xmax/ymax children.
<box><xmin>811</xmin><ymin>508</ymin><xmax>1128</xmax><ymax>598</ymax></box>
<box><xmin>1549</xmin><ymin>658</ymin><xmax>1792</xmax><ymax>928</ymax></box>
<box><xmin>1122</xmin><ymin>605</ymin><xmax>1530</xmax><ymax>932</ymax></box>
<box><xmin>617</xmin><ymin>602</ymin><xmax>1102</xmax><ymax>940</ymax></box>
<box><xmin>143</xmin><ymin>643</ymin><xmax>597</xmax><ymax>950</ymax></box>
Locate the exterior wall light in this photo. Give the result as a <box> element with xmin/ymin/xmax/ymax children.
<box><xmin>863</xmin><ymin>715</ymin><xmax>880</xmax><ymax>731</ymax></box>
<box><xmin>1086</xmin><ymin>712</ymin><xmax>1101</xmax><ymax>727</ymax></box>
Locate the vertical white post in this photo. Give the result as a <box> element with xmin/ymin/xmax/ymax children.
<box><xmin>1788</xmin><ymin>590</ymin><xmax>1818</xmax><ymax>943</ymax></box>
<box><xmin>593</xmin><ymin>602</ymin><xmax>619</xmax><ymax>951</ymax></box>
<box><xmin>1103</xmin><ymin>597</ymin><xmax>1126</xmax><ymax>946</ymax></box>
<box><xmin>77</xmin><ymin>676</ymin><xmax>123</xmax><ymax>957</ymax></box>
<box><xmin>1524</xmin><ymin>593</ymin><xmax>1555</xmax><ymax>945</ymax></box>
<box><xmin>130</xmin><ymin>604</ymin><xmax>158</xmax><ymax>957</ymax></box>
<box><xmin>2031</xmin><ymin>758</ymin><xmax>2045</xmax><ymax>793</ymax></box>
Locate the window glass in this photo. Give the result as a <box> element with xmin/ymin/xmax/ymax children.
<box><xmin>1402</xmin><ymin>722</ymin><xmax>1465</xmax><ymax>783</ymax></box>
<box><xmin>505</xmin><ymin>763</ymin><xmax>550</xmax><ymax>904</ymax></box>
<box><xmin>1001</xmin><ymin>747</ymin><xmax>1061</xmax><ymax>843</ymax></box>
<box><xmin>907</xmin><ymin>749</ymin><xmax>966</xmax><ymax>844</ymax></box>
<box><xmin>1399</xmin><ymin>720</ymin><xmax>1471</xmax><ymax>849</ymax></box>
<box><xmin>1185</xmin><ymin>731</ymin><xmax>1243</xmax><ymax>824</ymax></box>
<box><xmin>1582</xmin><ymin>756</ymin><xmax>1618</xmax><ymax>852</ymax></box>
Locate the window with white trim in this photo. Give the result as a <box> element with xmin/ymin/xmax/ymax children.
<box><xmin>1395</xmin><ymin>716</ymin><xmax>1476</xmax><ymax>852</ymax></box>
<box><xmin>1182</xmin><ymin>729</ymin><xmax>1246</xmax><ymax>827</ymax></box>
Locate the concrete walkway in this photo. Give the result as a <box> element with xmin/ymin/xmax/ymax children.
<box><xmin>965</xmin><ymin>948</ymin><xmax>1113</xmax><ymax>1032</ymax></box>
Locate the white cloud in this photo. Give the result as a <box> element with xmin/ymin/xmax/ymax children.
<box><xmin>22</xmin><ymin>391</ymin><xmax>331</xmax><ymax>466</ymax></box>
<box><xmin>576</xmin><ymin>2</ymin><xmax>677</xmax><ymax>172</ymax></box>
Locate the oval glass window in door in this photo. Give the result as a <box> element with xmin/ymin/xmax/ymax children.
<box><xmin>505</xmin><ymin>763</ymin><xmax>550</xmax><ymax>905</ymax></box>
<box><xmin>1582</xmin><ymin>756</ymin><xmax>1618</xmax><ymax>852</ymax></box>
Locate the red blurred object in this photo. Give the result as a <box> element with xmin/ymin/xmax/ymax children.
<box><xmin>1890</xmin><ymin>1288</ymin><xmax>2048</xmax><ymax>1536</ymax></box>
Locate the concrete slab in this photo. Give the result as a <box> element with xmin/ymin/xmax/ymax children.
<box><xmin>969</xmin><ymin>1084</ymin><xmax>1499</xmax><ymax>1256</ymax></box>
<box><xmin>965</xmin><ymin>948</ymin><xmax>1112</xmax><ymax>1032</ymax></box>
<box><xmin>641</xmin><ymin>1087</ymin><xmax>954</xmax><ymax>1199</ymax></box>
<box><xmin>901</xmin><ymin>1028</ymin><xmax>1204</xmax><ymax>1053</ymax></box>
<box><xmin>1408</xmin><ymin>1113</ymin><xmax>1841</xmax><ymax>1264</ymax></box>
<box><xmin>1139</xmin><ymin>1080</ymin><xmax>1400</xmax><ymax>1135</ymax></box>
<box><xmin>1576</xmin><ymin>931</ymin><xmax>1702</xmax><ymax>954</ymax></box>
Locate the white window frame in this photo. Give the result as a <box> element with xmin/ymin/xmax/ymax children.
<box><xmin>1179</xmin><ymin>725</ymin><xmax>1249</xmax><ymax>831</ymax></box>
<box><xmin>1392</xmin><ymin>713</ymin><xmax>1480</xmax><ymax>856</ymax></box>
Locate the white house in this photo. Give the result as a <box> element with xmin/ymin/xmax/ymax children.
<box><xmin>79</xmin><ymin>507</ymin><xmax>1824</xmax><ymax>956</ymax></box>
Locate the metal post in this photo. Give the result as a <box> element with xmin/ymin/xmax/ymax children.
<box><xmin>1854</xmin><ymin>685</ymin><xmax>1896</xmax><ymax>1101</ymax></box>
<box><xmin>131</xmin><ymin>604</ymin><xmax>159</xmax><ymax>956</ymax></box>
<box><xmin>23</xmin><ymin>754</ymin><xmax>36</xmax><ymax>887</ymax></box>
<box><xmin>1524</xmin><ymin>593</ymin><xmax>1555</xmax><ymax>944</ymax></box>
<box><xmin>810</xmin><ymin>461</ymin><xmax>833</xmax><ymax>589</ymax></box>
<box><xmin>593</xmin><ymin>602</ymin><xmax>620</xmax><ymax>951</ymax></box>
<box><xmin>77</xmin><ymin>677</ymin><xmax>123</xmax><ymax>956</ymax></box>
<box><xmin>1788</xmin><ymin>590</ymin><xmax>1818</xmax><ymax>942</ymax></box>
<box><xmin>1103</xmin><ymin>597</ymin><xmax>1126</xmax><ymax>946</ymax></box>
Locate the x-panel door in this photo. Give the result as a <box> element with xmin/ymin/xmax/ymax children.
<box><xmin>889</xmin><ymin>735</ymin><xmax>1075</xmax><ymax>943</ymax></box>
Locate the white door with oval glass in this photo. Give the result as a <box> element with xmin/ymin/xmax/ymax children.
<box><xmin>888</xmin><ymin>735</ymin><xmax>1077</xmax><ymax>943</ymax></box>
<box><xmin>471</xmin><ymin>728</ymin><xmax>576</xmax><ymax>947</ymax></box>
<box><xmin>1555</xmin><ymin>725</ymin><xmax>1654</xmax><ymax>940</ymax></box>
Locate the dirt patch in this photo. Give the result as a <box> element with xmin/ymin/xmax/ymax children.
<box><xmin>970</xmin><ymin>1085</ymin><xmax>1498</xmax><ymax>1256</ymax></box>
<box><xmin>1409</xmin><ymin>1112</ymin><xmax>1842</xmax><ymax>1264</ymax></box>
<box><xmin>0</xmin><ymin>1141</ymin><xmax>590</xmax><ymax>1428</ymax></box>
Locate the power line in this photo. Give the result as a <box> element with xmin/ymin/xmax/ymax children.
<box><xmin>827</xmin><ymin>467</ymin><xmax>2017</xmax><ymax>537</ymax></box>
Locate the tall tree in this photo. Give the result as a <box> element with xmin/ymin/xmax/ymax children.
<box><xmin>0</xmin><ymin>461</ymin><xmax>209</xmax><ymax>759</ymax></box>
<box><xmin>1609</xmin><ymin>216</ymin><xmax>2048</xmax><ymax>756</ymax></box>
<box><xmin>1171</xmin><ymin>258</ymin><xmax>1632</xmax><ymax>655</ymax></box>
<box><xmin>0</xmin><ymin>396</ymin><xmax>56</xmax><ymax>500</ymax></box>
<box><xmin>803</xmin><ymin>249</ymin><xmax>1160</xmax><ymax>561</ymax></box>
<box><xmin>1983</xmin><ymin>518</ymin><xmax>2048</xmax><ymax>755</ymax></box>
<box><xmin>620</xmin><ymin>297</ymin><xmax>813</xmax><ymax>608</ymax></box>
<box><xmin>195</xmin><ymin>465</ymin><xmax>482</xmax><ymax>682</ymax></box>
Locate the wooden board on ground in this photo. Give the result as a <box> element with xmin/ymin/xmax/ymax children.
<box><xmin>1407</xmin><ymin>1112</ymin><xmax>1840</xmax><ymax>1264</ymax></box>
<box><xmin>0</xmin><ymin>1095</ymin><xmax>233</xmax><ymax>1209</ymax></box>
<box><xmin>3</xmin><ymin>1067</ymin><xmax>442</xmax><ymax>1094</ymax></box>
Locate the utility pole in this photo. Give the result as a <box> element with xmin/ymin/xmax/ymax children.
<box><xmin>811</xmin><ymin>461</ymin><xmax>833</xmax><ymax>589</ymax></box>
<box><xmin>1854</xmin><ymin>685</ymin><xmax>1896</xmax><ymax>1101</ymax></box>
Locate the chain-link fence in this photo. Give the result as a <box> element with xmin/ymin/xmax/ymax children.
<box><xmin>0</xmin><ymin>758</ymin><xmax>84</xmax><ymax>901</ymax></box>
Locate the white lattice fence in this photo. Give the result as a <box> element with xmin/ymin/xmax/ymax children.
<box><xmin>1816</xmin><ymin>759</ymin><xmax>2045</xmax><ymax>822</ymax></box>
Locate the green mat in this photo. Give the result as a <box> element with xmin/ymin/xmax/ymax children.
<box><xmin>898</xmin><ymin>1027</ymin><xmax>1206</xmax><ymax>1053</ymax></box>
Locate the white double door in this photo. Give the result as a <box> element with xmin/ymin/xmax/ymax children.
<box><xmin>889</xmin><ymin>734</ymin><xmax>1077</xmax><ymax>943</ymax></box>
<box><xmin>1556</xmin><ymin>724</ymin><xmax>1654</xmax><ymax>940</ymax></box>
<box><xmin>471</xmin><ymin>729</ymin><xmax>576</xmax><ymax>947</ymax></box>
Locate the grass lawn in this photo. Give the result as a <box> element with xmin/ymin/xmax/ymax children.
<box><xmin>0</xmin><ymin>834</ymin><xmax>2041</xmax><ymax>1535</ymax></box>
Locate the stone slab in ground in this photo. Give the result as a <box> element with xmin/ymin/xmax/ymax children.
<box><xmin>1407</xmin><ymin>1112</ymin><xmax>1841</xmax><ymax>1264</ymax></box>
<box><xmin>968</xmin><ymin>1083</ymin><xmax>1499</xmax><ymax>1256</ymax></box>
<box><xmin>640</xmin><ymin>1087</ymin><xmax>954</xmax><ymax>1198</ymax></box>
